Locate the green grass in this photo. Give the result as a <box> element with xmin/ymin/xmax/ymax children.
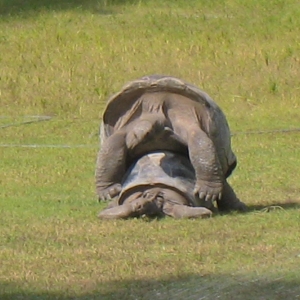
<box><xmin>1</xmin><ymin>0</ymin><xmax>300</xmax><ymax>299</ymax></box>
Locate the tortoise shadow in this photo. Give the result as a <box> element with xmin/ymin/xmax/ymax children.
<box><xmin>0</xmin><ymin>0</ymin><xmax>140</xmax><ymax>16</ymax></box>
<box><xmin>214</xmin><ymin>200</ymin><xmax>300</xmax><ymax>217</ymax></box>
<box><xmin>246</xmin><ymin>200</ymin><xmax>300</xmax><ymax>213</ymax></box>
<box><xmin>1</xmin><ymin>273</ymin><xmax>300</xmax><ymax>299</ymax></box>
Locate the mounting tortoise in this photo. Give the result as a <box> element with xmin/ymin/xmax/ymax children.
<box><xmin>96</xmin><ymin>75</ymin><xmax>247</xmax><ymax>214</ymax></box>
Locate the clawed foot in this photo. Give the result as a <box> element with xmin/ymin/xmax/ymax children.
<box><xmin>194</xmin><ymin>180</ymin><xmax>223</xmax><ymax>203</ymax></box>
<box><xmin>98</xmin><ymin>183</ymin><xmax>122</xmax><ymax>201</ymax></box>
<box><xmin>193</xmin><ymin>207</ymin><xmax>213</xmax><ymax>219</ymax></box>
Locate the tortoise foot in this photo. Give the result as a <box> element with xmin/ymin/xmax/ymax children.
<box><xmin>98</xmin><ymin>183</ymin><xmax>122</xmax><ymax>201</ymax></box>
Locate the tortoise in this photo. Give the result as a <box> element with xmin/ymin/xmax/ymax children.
<box><xmin>98</xmin><ymin>151</ymin><xmax>214</xmax><ymax>219</ymax></box>
<box><xmin>96</xmin><ymin>75</ymin><xmax>247</xmax><ymax>212</ymax></box>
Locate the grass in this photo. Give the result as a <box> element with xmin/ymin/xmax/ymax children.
<box><xmin>0</xmin><ymin>0</ymin><xmax>300</xmax><ymax>299</ymax></box>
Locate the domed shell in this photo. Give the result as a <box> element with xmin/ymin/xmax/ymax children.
<box><xmin>118</xmin><ymin>151</ymin><xmax>196</xmax><ymax>206</ymax></box>
<box><xmin>100</xmin><ymin>75</ymin><xmax>222</xmax><ymax>140</ymax></box>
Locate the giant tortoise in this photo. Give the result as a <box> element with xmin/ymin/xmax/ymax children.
<box><xmin>98</xmin><ymin>151</ymin><xmax>214</xmax><ymax>219</ymax></box>
<box><xmin>96</xmin><ymin>75</ymin><xmax>247</xmax><ymax>212</ymax></box>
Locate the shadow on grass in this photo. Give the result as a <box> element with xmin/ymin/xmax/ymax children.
<box><xmin>0</xmin><ymin>0</ymin><xmax>141</xmax><ymax>16</ymax></box>
<box><xmin>247</xmin><ymin>200</ymin><xmax>300</xmax><ymax>213</ymax></box>
<box><xmin>1</xmin><ymin>273</ymin><xmax>300</xmax><ymax>300</ymax></box>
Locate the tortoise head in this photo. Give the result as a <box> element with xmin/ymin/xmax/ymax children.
<box><xmin>120</xmin><ymin>185</ymin><xmax>192</xmax><ymax>218</ymax></box>
<box><xmin>118</xmin><ymin>186</ymin><xmax>164</xmax><ymax>218</ymax></box>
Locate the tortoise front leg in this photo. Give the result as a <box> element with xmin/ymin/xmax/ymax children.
<box><xmin>98</xmin><ymin>201</ymin><xmax>139</xmax><ymax>219</ymax></box>
<box><xmin>98</xmin><ymin>193</ymin><xmax>161</xmax><ymax>219</ymax></box>
<box><xmin>163</xmin><ymin>202</ymin><xmax>213</xmax><ymax>219</ymax></box>
<box><xmin>158</xmin><ymin>189</ymin><xmax>213</xmax><ymax>219</ymax></box>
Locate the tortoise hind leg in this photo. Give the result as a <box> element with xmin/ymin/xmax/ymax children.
<box><xmin>96</xmin><ymin>131</ymin><xmax>127</xmax><ymax>201</ymax></box>
<box><xmin>96</xmin><ymin>115</ymin><xmax>165</xmax><ymax>201</ymax></box>
<box><xmin>217</xmin><ymin>181</ymin><xmax>248</xmax><ymax>212</ymax></box>
<box><xmin>168</xmin><ymin>109</ymin><xmax>223</xmax><ymax>203</ymax></box>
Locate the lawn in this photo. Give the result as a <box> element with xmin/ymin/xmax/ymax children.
<box><xmin>0</xmin><ymin>0</ymin><xmax>300</xmax><ymax>299</ymax></box>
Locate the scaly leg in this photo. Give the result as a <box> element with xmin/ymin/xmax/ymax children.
<box><xmin>96</xmin><ymin>131</ymin><xmax>127</xmax><ymax>201</ymax></box>
<box><xmin>98</xmin><ymin>190</ymin><xmax>162</xmax><ymax>219</ymax></box>
<box><xmin>171</xmin><ymin>118</ymin><xmax>224</xmax><ymax>203</ymax></box>
<box><xmin>163</xmin><ymin>202</ymin><xmax>212</xmax><ymax>219</ymax></box>
<box><xmin>96</xmin><ymin>115</ymin><xmax>165</xmax><ymax>201</ymax></box>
